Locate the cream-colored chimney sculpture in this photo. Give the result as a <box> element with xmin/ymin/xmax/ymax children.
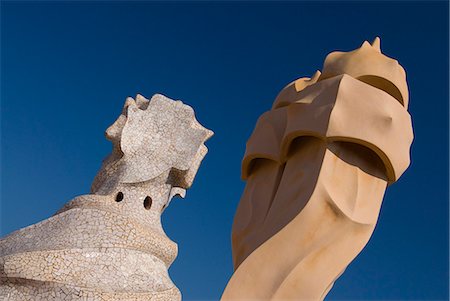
<box><xmin>222</xmin><ymin>38</ymin><xmax>413</xmax><ymax>300</ymax></box>
<box><xmin>0</xmin><ymin>94</ymin><xmax>213</xmax><ymax>300</ymax></box>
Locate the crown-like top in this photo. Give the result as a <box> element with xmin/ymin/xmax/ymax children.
<box><xmin>91</xmin><ymin>94</ymin><xmax>213</xmax><ymax>194</ymax></box>
<box><xmin>318</xmin><ymin>37</ymin><xmax>409</xmax><ymax>108</ymax></box>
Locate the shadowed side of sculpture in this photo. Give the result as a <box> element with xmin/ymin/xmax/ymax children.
<box><xmin>222</xmin><ymin>38</ymin><xmax>413</xmax><ymax>301</ymax></box>
<box><xmin>0</xmin><ymin>94</ymin><xmax>213</xmax><ymax>301</ymax></box>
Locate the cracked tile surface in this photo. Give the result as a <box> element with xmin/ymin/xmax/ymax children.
<box><xmin>1</xmin><ymin>94</ymin><xmax>213</xmax><ymax>300</ymax></box>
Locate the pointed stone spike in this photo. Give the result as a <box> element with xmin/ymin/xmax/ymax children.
<box><xmin>135</xmin><ymin>93</ymin><xmax>148</xmax><ymax>102</ymax></box>
<box><xmin>371</xmin><ymin>37</ymin><xmax>381</xmax><ymax>52</ymax></box>
<box><xmin>135</xmin><ymin>94</ymin><xmax>150</xmax><ymax>110</ymax></box>
<box><xmin>361</xmin><ymin>41</ymin><xmax>371</xmax><ymax>48</ymax></box>
<box><xmin>121</xmin><ymin>97</ymin><xmax>136</xmax><ymax>114</ymax></box>
<box><xmin>125</xmin><ymin>97</ymin><xmax>135</xmax><ymax>107</ymax></box>
<box><xmin>310</xmin><ymin>70</ymin><xmax>322</xmax><ymax>82</ymax></box>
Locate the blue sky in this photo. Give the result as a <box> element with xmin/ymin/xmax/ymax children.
<box><xmin>1</xmin><ymin>1</ymin><xmax>448</xmax><ymax>300</ymax></box>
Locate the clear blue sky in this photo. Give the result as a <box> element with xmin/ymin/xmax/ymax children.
<box><xmin>1</xmin><ymin>1</ymin><xmax>448</xmax><ymax>300</ymax></box>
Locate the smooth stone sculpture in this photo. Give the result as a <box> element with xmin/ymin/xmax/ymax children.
<box><xmin>222</xmin><ymin>38</ymin><xmax>413</xmax><ymax>300</ymax></box>
<box><xmin>0</xmin><ymin>94</ymin><xmax>213</xmax><ymax>300</ymax></box>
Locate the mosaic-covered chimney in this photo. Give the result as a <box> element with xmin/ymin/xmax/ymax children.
<box><xmin>1</xmin><ymin>94</ymin><xmax>213</xmax><ymax>300</ymax></box>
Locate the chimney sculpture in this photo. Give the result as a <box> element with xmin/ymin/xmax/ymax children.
<box><xmin>0</xmin><ymin>94</ymin><xmax>213</xmax><ymax>300</ymax></box>
<box><xmin>222</xmin><ymin>38</ymin><xmax>413</xmax><ymax>300</ymax></box>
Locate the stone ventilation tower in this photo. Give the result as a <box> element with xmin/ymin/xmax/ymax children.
<box><xmin>222</xmin><ymin>38</ymin><xmax>413</xmax><ymax>300</ymax></box>
<box><xmin>0</xmin><ymin>94</ymin><xmax>213</xmax><ymax>300</ymax></box>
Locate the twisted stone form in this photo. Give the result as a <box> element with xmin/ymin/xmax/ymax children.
<box><xmin>0</xmin><ymin>94</ymin><xmax>213</xmax><ymax>300</ymax></box>
<box><xmin>222</xmin><ymin>38</ymin><xmax>413</xmax><ymax>300</ymax></box>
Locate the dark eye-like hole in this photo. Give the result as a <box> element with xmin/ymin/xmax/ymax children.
<box><xmin>115</xmin><ymin>192</ymin><xmax>124</xmax><ymax>202</ymax></box>
<box><xmin>143</xmin><ymin>196</ymin><xmax>152</xmax><ymax>210</ymax></box>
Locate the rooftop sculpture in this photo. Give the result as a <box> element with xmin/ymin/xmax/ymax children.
<box><xmin>222</xmin><ymin>38</ymin><xmax>413</xmax><ymax>300</ymax></box>
<box><xmin>0</xmin><ymin>94</ymin><xmax>213</xmax><ymax>300</ymax></box>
